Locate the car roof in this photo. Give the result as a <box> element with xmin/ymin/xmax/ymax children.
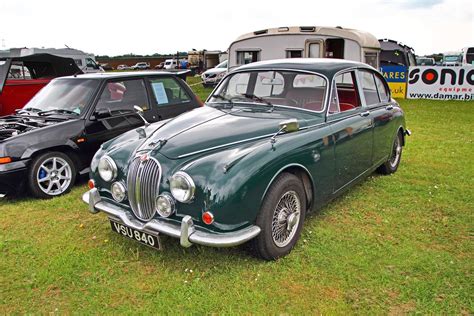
<box><xmin>57</xmin><ymin>71</ymin><xmax>180</xmax><ymax>80</ymax></box>
<box><xmin>233</xmin><ymin>58</ymin><xmax>376</xmax><ymax>77</ymax></box>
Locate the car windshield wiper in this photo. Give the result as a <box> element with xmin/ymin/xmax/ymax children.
<box><xmin>210</xmin><ymin>94</ymin><xmax>234</xmax><ymax>108</ymax></box>
<box><xmin>16</xmin><ymin>107</ymin><xmax>42</xmax><ymax>114</ymax></box>
<box><xmin>241</xmin><ymin>94</ymin><xmax>274</xmax><ymax>112</ymax></box>
<box><xmin>38</xmin><ymin>109</ymin><xmax>80</xmax><ymax>116</ymax></box>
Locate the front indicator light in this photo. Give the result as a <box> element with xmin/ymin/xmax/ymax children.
<box><xmin>0</xmin><ymin>157</ymin><xmax>12</xmax><ymax>164</ymax></box>
<box><xmin>111</xmin><ymin>182</ymin><xmax>126</xmax><ymax>202</ymax></box>
<box><xmin>155</xmin><ymin>193</ymin><xmax>176</xmax><ymax>217</ymax></box>
<box><xmin>202</xmin><ymin>211</ymin><xmax>214</xmax><ymax>225</ymax></box>
<box><xmin>88</xmin><ymin>179</ymin><xmax>95</xmax><ymax>189</ymax></box>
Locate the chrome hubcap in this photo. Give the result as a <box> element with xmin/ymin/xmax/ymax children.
<box><xmin>36</xmin><ymin>157</ymin><xmax>72</xmax><ymax>196</ymax></box>
<box><xmin>389</xmin><ymin>136</ymin><xmax>402</xmax><ymax>168</ymax></box>
<box><xmin>272</xmin><ymin>190</ymin><xmax>301</xmax><ymax>248</ymax></box>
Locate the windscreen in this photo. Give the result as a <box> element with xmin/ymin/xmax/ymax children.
<box><xmin>24</xmin><ymin>79</ymin><xmax>97</xmax><ymax>115</ymax></box>
<box><xmin>209</xmin><ymin>70</ymin><xmax>327</xmax><ymax>113</ymax></box>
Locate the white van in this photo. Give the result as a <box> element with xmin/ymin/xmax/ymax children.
<box><xmin>228</xmin><ymin>26</ymin><xmax>381</xmax><ymax>70</ymax></box>
<box><xmin>163</xmin><ymin>59</ymin><xmax>178</xmax><ymax>69</ymax></box>
<box><xmin>8</xmin><ymin>47</ymin><xmax>104</xmax><ymax>73</ymax></box>
<box><xmin>442</xmin><ymin>52</ymin><xmax>462</xmax><ymax>66</ymax></box>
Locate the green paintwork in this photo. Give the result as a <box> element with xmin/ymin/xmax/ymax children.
<box><xmin>89</xmin><ymin>60</ymin><xmax>407</xmax><ymax>234</ymax></box>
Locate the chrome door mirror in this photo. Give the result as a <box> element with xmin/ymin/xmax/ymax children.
<box><xmin>279</xmin><ymin>119</ymin><xmax>299</xmax><ymax>133</ymax></box>
<box><xmin>133</xmin><ymin>105</ymin><xmax>149</xmax><ymax>126</ymax></box>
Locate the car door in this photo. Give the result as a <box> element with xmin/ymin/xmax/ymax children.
<box><xmin>328</xmin><ymin>70</ymin><xmax>373</xmax><ymax>192</ymax></box>
<box><xmin>147</xmin><ymin>76</ymin><xmax>199</xmax><ymax>119</ymax></box>
<box><xmin>82</xmin><ymin>78</ymin><xmax>157</xmax><ymax>160</ymax></box>
<box><xmin>358</xmin><ymin>69</ymin><xmax>395</xmax><ymax>165</ymax></box>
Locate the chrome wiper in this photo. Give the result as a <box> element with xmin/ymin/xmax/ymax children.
<box><xmin>38</xmin><ymin>109</ymin><xmax>79</xmax><ymax>116</ymax></box>
<box><xmin>242</xmin><ymin>94</ymin><xmax>274</xmax><ymax>112</ymax></box>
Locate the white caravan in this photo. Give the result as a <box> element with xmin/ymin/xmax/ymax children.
<box><xmin>228</xmin><ymin>26</ymin><xmax>381</xmax><ymax>70</ymax></box>
<box><xmin>461</xmin><ymin>47</ymin><xmax>474</xmax><ymax>66</ymax></box>
<box><xmin>3</xmin><ymin>47</ymin><xmax>103</xmax><ymax>73</ymax></box>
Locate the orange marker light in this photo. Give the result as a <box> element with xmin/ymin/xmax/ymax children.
<box><xmin>0</xmin><ymin>157</ymin><xmax>12</xmax><ymax>164</ymax></box>
<box><xmin>77</xmin><ymin>137</ymin><xmax>86</xmax><ymax>143</ymax></box>
<box><xmin>202</xmin><ymin>211</ymin><xmax>214</xmax><ymax>225</ymax></box>
<box><xmin>88</xmin><ymin>179</ymin><xmax>95</xmax><ymax>189</ymax></box>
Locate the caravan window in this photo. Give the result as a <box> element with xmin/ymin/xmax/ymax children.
<box><xmin>308</xmin><ymin>43</ymin><xmax>321</xmax><ymax>58</ymax></box>
<box><xmin>286</xmin><ymin>50</ymin><xmax>303</xmax><ymax>58</ymax></box>
<box><xmin>236</xmin><ymin>51</ymin><xmax>260</xmax><ymax>65</ymax></box>
<box><xmin>364</xmin><ymin>52</ymin><xmax>378</xmax><ymax>68</ymax></box>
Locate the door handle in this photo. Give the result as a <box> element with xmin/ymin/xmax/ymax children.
<box><xmin>360</xmin><ymin>111</ymin><xmax>370</xmax><ymax>117</ymax></box>
<box><xmin>385</xmin><ymin>105</ymin><xmax>394</xmax><ymax>111</ymax></box>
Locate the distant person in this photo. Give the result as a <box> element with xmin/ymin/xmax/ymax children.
<box><xmin>180</xmin><ymin>59</ymin><xmax>189</xmax><ymax>69</ymax></box>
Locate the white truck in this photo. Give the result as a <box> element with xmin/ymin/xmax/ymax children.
<box><xmin>227</xmin><ymin>26</ymin><xmax>381</xmax><ymax>70</ymax></box>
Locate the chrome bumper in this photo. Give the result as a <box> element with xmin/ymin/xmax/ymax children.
<box><xmin>82</xmin><ymin>188</ymin><xmax>261</xmax><ymax>248</ymax></box>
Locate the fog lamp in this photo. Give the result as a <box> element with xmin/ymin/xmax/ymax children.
<box><xmin>111</xmin><ymin>181</ymin><xmax>126</xmax><ymax>202</ymax></box>
<box><xmin>155</xmin><ymin>193</ymin><xmax>176</xmax><ymax>217</ymax></box>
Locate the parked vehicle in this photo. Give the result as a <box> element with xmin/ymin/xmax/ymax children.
<box><xmin>83</xmin><ymin>58</ymin><xmax>410</xmax><ymax>260</ymax></box>
<box><xmin>379</xmin><ymin>39</ymin><xmax>416</xmax><ymax>67</ymax></box>
<box><xmin>0</xmin><ymin>47</ymin><xmax>104</xmax><ymax>73</ymax></box>
<box><xmin>416</xmin><ymin>56</ymin><xmax>435</xmax><ymax>66</ymax></box>
<box><xmin>131</xmin><ymin>62</ymin><xmax>150</xmax><ymax>70</ymax></box>
<box><xmin>200</xmin><ymin>60</ymin><xmax>228</xmax><ymax>87</ymax></box>
<box><xmin>117</xmin><ymin>64</ymin><xmax>130</xmax><ymax>70</ymax></box>
<box><xmin>461</xmin><ymin>47</ymin><xmax>474</xmax><ymax>66</ymax></box>
<box><xmin>228</xmin><ymin>26</ymin><xmax>381</xmax><ymax>70</ymax></box>
<box><xmin>155</xmin><ymin>62</ymin><xmax>165</xmax><ymax>69</ymax></box>
<box><xmin>100</xmin><ymin>63</ymin><xmax>114</xmax><ymax>71</ymax></box>
<box><xmin>0</xmin><ymin>53</ymin><xmax>83</xmax><ymax>116</ymax></box>
<box><xmin>163</xmin><ymin>59</ymin><xmax>178</xmax><ymax>69</ymax></box>
<box><xmin>442</xmin><ymin>52</ymin><xmax>462</xmax><ymax>66</ymax></box>
<box><xmin>0</xmin><ymin>71</ymin><xmax>201</xmax><ymax>198</ymax></box>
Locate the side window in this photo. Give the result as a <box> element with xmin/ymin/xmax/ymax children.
<box><xmin>286</xmin><ymin>50</ymin><xmax>303</xmax><ymax>58</ymax></box>
<box><xmin>359</xmin><ymin>70</ymin><xmax>380</xmax><ymax>106</ymax></box>
<box><xmin>334</xmin><ymin>71</ymin><xmax>360</xmax><ymax>112</ymax></box>
<box><xmin>364</xmin><ymin>52</ymin><xmax>378</xmax><ymax>68</ymax></box>
<box><xmin>150</xmin><ymin>77</ymin><xmax>191</xmax><ymax>106</ymax></box>
<box><xmin>236</xmin><ymin>51</ymin><xmax>260</xmax><ymax>65</ymax></box>
<box><xmin>74</xmin><ymin>59</ymin><xmax>83</xmax><ymax>67</ymax></box>
<box><xmin>374</xmin><ymin>74</ymin><xmax>390</xmax><ymax>102</ymax></box>
<box><xmin>96</xmin><ymin>79</ymin><xmax>149</xmax><ymax>112</ymax></box>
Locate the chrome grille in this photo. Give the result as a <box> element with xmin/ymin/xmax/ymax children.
<box><xmin>127</xmin><ymin>155</ymin><xmax>161</xmax><ymax>221</ymax></box>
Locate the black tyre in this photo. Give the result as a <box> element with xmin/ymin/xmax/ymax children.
<box><xmin>28</xmin><ymin>151</ymin><xmax>76</xmax><ymax>199</ymax></box>
<box><xmin>377</xmin><ymin>131</ymin><xmax>403</xmax><ymax>175</ymax></box>
<box><xmin>250</xmin><ymin>172</ymin><xmax>306</xmax><ymax>260</ymax></box>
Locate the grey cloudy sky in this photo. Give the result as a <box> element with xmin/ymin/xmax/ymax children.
<box><xmin>0</xmin><ymin>0</ymin><xmax>472</xmax><ymax>56</ymax></box>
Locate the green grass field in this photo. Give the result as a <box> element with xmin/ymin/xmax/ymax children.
<box><xmin>0</xmin><ymin>77</ymin><xmax>472</xmax><ymax>314</ymax></box>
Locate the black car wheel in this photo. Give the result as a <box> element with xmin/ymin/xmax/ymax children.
<box><xmin>28</xmin><ymin>152</ymin><xmax>76</xmax><ymax>199</ymax></box>
<box><xmin>377</xmin><ymin>131</ymin><xmax>403</xmax><ymax>175</ymax></box>
<box><xmin>251</xmin><ymin>172</ymin><xmax>306</xmax><ymax>260</ymax></box>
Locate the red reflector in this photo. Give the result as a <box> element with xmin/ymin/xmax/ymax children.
<box><xmin>0</xmin><ymin>157</ymin><xmax>12</xmax><ymax>164</ymax></box>
<box><xmin>88</xmin><ymin>179</ymin><xmax>95</xmax><ymax>189</ymax></box>
<box><xmin>202</xmin><ymin>212</ymin><xmax>214</xmax><ymax>225</ymax></box>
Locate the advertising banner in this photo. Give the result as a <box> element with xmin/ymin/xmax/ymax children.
<box><xmin>380</xmin><ymin>66</ymin><xmax>407</xmax><ymax>98</ymax></box>
<box><xmin>407</xmin><ymin>66</ymin><xmax>474</xmax><ymax>101</ymax></box>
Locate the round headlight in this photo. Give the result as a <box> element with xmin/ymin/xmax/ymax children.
<box><xmin>98</xmin><ymin>156</ymin><xmax>117</xmax><ymax>182</ymax></box>
<box><xmin>169</xmin><ymin>171</ymin><xmax>195</xmax><ymax>203</ymax></box>
<box><xmin>155</xmin><ymin>193</ymin><xmax>176</xmax><ymax>217</ymax></box>
<box><xmin>111</xmin><ymin>181</ymin><xmax>126</xmax><ymax>202</ymax></box>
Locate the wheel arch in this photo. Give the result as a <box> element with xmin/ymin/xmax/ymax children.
<box><xmin>28</xmin><ymin>146</ymin><xmax>81</xmax><ymax>173</ymax></box>
<box><xmin>261</xmin><ymin>163</ymin><xmax>315</xmax><ymax>213</ymax></box>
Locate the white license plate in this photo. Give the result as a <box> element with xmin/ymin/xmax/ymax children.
<box><xmin>110</xmin><ymin>220</ymin><xmax>161</xmax><ymax>250</ymax></box>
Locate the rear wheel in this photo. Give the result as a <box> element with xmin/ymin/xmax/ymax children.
<box><xmin>28</xmin><ymin>152</ymin><xmax>76</xmax><ymax>199</ymax></box>
<box><xmin>250</xmin><ymin>172</ymin><xmax>306</xmax><ymax>260</ymax></box>
<box><xmin>377</xmin><ymin>131</ymin><xmax>403</xmax><ymax>175</ymax></box>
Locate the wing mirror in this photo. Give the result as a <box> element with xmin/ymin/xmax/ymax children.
<box><xmin>134</xmin><ymin>105</ymin><xmax>150</xmax><ymax>127</ymax></box>
<box><xmin>271</xmin><ymin>119</ymin><xmax>299</xmax><ymax>145</ymax></box>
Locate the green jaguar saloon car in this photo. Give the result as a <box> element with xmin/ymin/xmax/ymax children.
<box><xmin>83</xmin><ymin>58</ymin><xmax>410</xmax><ymax>260</ymax></box>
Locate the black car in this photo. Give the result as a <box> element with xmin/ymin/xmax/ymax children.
<box><xmin>0</xmin><ymin>71</ymin><xmax>201</xmax><ymax>198</ymax></box>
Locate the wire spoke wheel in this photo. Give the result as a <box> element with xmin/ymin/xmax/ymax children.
<box><xmin>36</xmin><ymin>157</ymin><xmax>72</xmax><ymax>196</ymax></box>
<box><xmin>389</xmin><ymin>135</ymin><xmax>402</xmax><ymax>168</ymax></box>
<box><xmin>271</xmin><ymin>190</ymin><xmax>301</xmax><ymax>248</ymax></box>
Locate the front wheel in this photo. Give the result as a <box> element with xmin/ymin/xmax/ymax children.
<box><xmin>377</xmin><ymin>131</ymin><xmax>403</xmax><ymax>175</ymax></box>
<box><xmin>250</xmin><ymin>172</ymin><xmax>306</xmax><ymax>260</ymax></box>
<box><xmin>28</xmin><ymin>152</ymin><xmax>76</xmax><ymax>199</ymax></box>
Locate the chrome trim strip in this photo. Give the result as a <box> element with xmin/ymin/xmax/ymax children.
<box><xmin>83</xmin><ymin>190</ymin><xmax>261</xmax><ymax>248</ymax></box>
